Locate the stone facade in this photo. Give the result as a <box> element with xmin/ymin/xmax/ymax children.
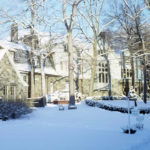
<box><xmin>0</xmin><ymin>28</ymin><xmax>145</xmax><ymax>100</ymax></box>
<box><xmin>0</xmin><ymin>51</ymin><xmax>28</xmax><ymax>101</ymax></box>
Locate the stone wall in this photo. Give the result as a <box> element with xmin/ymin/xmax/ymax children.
<box><xmin>0</xmin><ymin>54</ymin><xmax>27</xmax><ymax>101</ymax></box>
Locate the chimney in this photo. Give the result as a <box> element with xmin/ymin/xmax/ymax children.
<box><xmin>11</xmin><ymin>23</ymin><xmax>18</xmax><ymax>43</ymax></box>
<box><xmin>100</xmin><ymin>32</ymin><xmax>106</xmax><ymax>40</ymax></box>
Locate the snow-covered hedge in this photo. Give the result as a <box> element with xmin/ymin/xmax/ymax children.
<box><xmin>88</xmin><ymin>96</ymin><xmax>127</xmax><ymax>101</ymax></box>
<box><xmin>85</xmin><ymin>99</ymin><xmax>150</xmax><ymax>114</ymax></box>
<box><xmin>0</xmin><ymin>100</ymin><xmax>32</xmax><ymax>121</ymax></box>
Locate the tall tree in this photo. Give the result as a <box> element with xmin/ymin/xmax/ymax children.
<box><xmin>77</xmin><ymin>0</ymin><xmax>114</xmax><ymax>96</ymax></box>
<box><xmin>110</xmin><ymin>0</ymin><xmax>148</xmax><ymax>103</ymax></box>
<box><xmin>30</xmin><ymin>0</ymin><xmax>36</xmax><ymax>98</ymax></box>
<box><xmin>62</xmin><ymin>0</ymin><xmax>83</xmax><ymax>108</ymax></box>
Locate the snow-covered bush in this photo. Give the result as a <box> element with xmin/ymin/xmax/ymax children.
<box><xmin>91</xmin><ymin>96</ymin><xmax>102</xmax><ymax>100</ymax></box>
<box><xmin>0</xmin><ymin>100</ymin><xmax>32</xmax><ymax>120</ymax></box>
<box><xmin>85</xmin><ymin>99</ymin><xmax>150</xmax><ymax>114</ymax></box>
<box><xmin>89</xmin><ymin>95</ymin><xmax>128</xmax><ymax>101</ymax></box>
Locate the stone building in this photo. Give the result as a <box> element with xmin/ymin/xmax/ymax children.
<box><xmin>0</xmin><ymin>25</ymin><xmax>145</xmax><ymax>101</ymax></box>
<box><xmin>0</xmin><ymin>48</ymin><xmax>28</xmax><ymax>100</ymax></box>
<box><xmin>0</xmin><ymin>39</ymin><xmax>68</xmax><ymax>100</ymax></box>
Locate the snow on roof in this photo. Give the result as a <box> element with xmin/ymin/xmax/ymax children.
<box><xmin>0</xmin><ymin>48</ymin><xmax>28</xmax><ymax>87</ymax></box>
<box><xmin>0</xmin><ymin>40</ymin><xmax>29</xmax><ymax>51</ymax></box>
<box><xmin>0</xmin><ymin>48</ymin><xmax>7</xmax><ymax>61</ymax></box>
<box><xmin>15</xmin><ymin>63</ymin><xmax>63</xmax><ymax>76</ymax></box>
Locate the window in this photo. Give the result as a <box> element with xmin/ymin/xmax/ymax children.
<box><xmin>3</xmin><ymin>86</ymin><xmax>7</xmax><ymax>96</ymax></box>
<box><xmin>98</xmin><ymin>63</ymin><xmax>108</xmax><ymax>83</ymax></box>
<box><xmin>64</xmin><ymin>44</ymin><xmax>68</xmax><ymax>52</ymax></box>
<box><xmin>10</xmin><ymin>86</ymin><xmax>15</xmax><ymax>96</ymax></box>
<box><xmin>122</xmin><ymin>69</ymin><xmax>132</xmax><ymax>79</ymax></box>
<box><xmin>2</xmin><ymin>86</ymin><xmax>8</xmax><ymax>100</ymax></box>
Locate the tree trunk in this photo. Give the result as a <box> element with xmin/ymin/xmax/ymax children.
<box><xmin>128</xmin><ymin>38</ymin><xmax>135</xmax><ymax>88</ymax></box>
<box><xmin>75</xmin><ymin>49</ymin><xmax>80</xmax><ymax>92</ymax></box>
<box><xmin>81</xmin><ymin>58</ymin><xmax>84</xmax><ymax>94</ymax></box>
<box><xmin>30</xmin><ymin>63</ymin><xmax>35</xmax><ymax>98</ymax></box>
<box><xmin>40</xmin><ymin>56</ymin><xmax>46</xmax><ymax>97</ymax></box>
<box><xmin>89</xmin><ymin>39</ymin><xmax>98</xmax><ymax>96</ymax></box>
<box><xmin>107</xmin><ymin>59</ymin><xmax>112</xmax><ymax>96</ymax></box>
<box><xmin>143</xmin><ymin>55</ymin><xmax>147</xmax><ymax>103</ymax></box>
<box><xmin>30</xmin><ymin>0</ymin><xmax>35</xmax><ymax>98</ymax></box>
<box><xmin>68</xmin><ymin>32</ymin><xmax>75</xmax><ymax>106</ymax></box>
<box><xmin>131</xmin><ymin>57</ymin><xmax>135</xmax><ymax>88</ymax></box>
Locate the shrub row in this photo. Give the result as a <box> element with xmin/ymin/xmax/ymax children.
<box><xmin>0</xmin><ymin>100</ymin><xmax>32</xmax><ymax>121</ymax></box>
<box><xmin>91</xmin><ymin>96</ymin><xmax>127</xmax><ymax>101</ymax></box>
<box><xmin>85</xmin><ymin>99</ymin><xmax>150</xmax><ymax>114</ymax></box>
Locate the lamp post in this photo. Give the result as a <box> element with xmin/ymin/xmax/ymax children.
<box><xmin>127</xmin><ymin>95</ymin><xmax>131</xmax><ymax>134</ymax></box>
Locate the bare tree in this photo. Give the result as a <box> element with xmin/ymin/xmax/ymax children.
<box><xmin>62</xmin><ymin>0</ymin><xmax>83</xmax><ymax>108</ymax></box>
<box><xmin>0</xmin><ymin>0</ymin><xmax>37</xmax><ymax>98</ymax></box>
<box><xmin>0</xmin><ymin>0</ymin><xmax>55</xmax><ymax>98</ymax></box>
<box><xmin>77</xmin><ymin>0</ymin><xmax>114</xmax><ymax>96</ymax></box>
<box><xmin>110</xmin><ymin>0</ymin><xmax>148</xmax><ymax>103</ymax></box>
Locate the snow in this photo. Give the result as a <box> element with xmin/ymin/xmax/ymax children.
<box><xmin>0</xmin><ymin>101</ymin><xmax>150</xmax><ymax>150</ymax></box>
<box><xmin>0</xmin><ymin>40</ymin><xmax>29</xmax><ymax>51</ymax></box>
<box><xmin>15</xmin><ymin>63</ymin><xmax>62</xmax><ymax>76</ymax></box>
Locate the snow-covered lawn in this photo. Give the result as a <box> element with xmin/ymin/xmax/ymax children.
<box><xmin>0</xmin><ymin>101</ymin><xmax>150</xmax><ymax>150</ymax></box>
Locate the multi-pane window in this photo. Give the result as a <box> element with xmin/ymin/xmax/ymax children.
<box><xmin>99</xmin><ymin>63</ymin><xmax>108</xmax><ymax>83</ymax></box>
<box><xmin>122</xmin><ymin>69</ymin><xmax>132</xmax><ymax>79</ymax></box>
<box><xmin>10</xmin><ymin>86</ymin><xmax>15</xmax><ymax>96</ymax></box>
<box><xmin>3</xmin><ymin>86</ymin><xmax>7</xmax><ymax>96</ymax></box>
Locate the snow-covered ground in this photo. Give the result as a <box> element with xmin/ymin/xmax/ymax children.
<box><xmin>0</xmin><ymin>101</ymin><xmax>150</xmax><ymax>150</ymax></box>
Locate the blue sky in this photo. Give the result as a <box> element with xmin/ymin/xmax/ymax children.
<box><xmin>0</xmin><ymin>0</ymin><xmax>64</xmax><ymax>39</ymax></box>
<box><xmin>0</xmin><ymin>0</ymin><xmax>150</xmax><ymax>40</ymax></box>
<box><xmin>0</xmin><ymin>0</ymin><xmax>113</xmax><ymax>39</ymax></box>
<box><xmin>0</xmin><ymin>0</ymin><xmax>25</xmax><ymax>39</ymax></box>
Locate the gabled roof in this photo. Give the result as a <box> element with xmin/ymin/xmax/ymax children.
<box><xmin>0</xmin><ymin>48</ymin><xmax>28</xmax><ymax>87</ymax></box>
<box><xmin>0</xmin><ymin>40</ymin><xmax>30</xmax><ymax>51</ymax></box>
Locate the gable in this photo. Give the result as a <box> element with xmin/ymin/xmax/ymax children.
<box><xmin>0</xmin><ymin>50</ymin><xmax>28</xmax><ymax>87</ymax></box>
